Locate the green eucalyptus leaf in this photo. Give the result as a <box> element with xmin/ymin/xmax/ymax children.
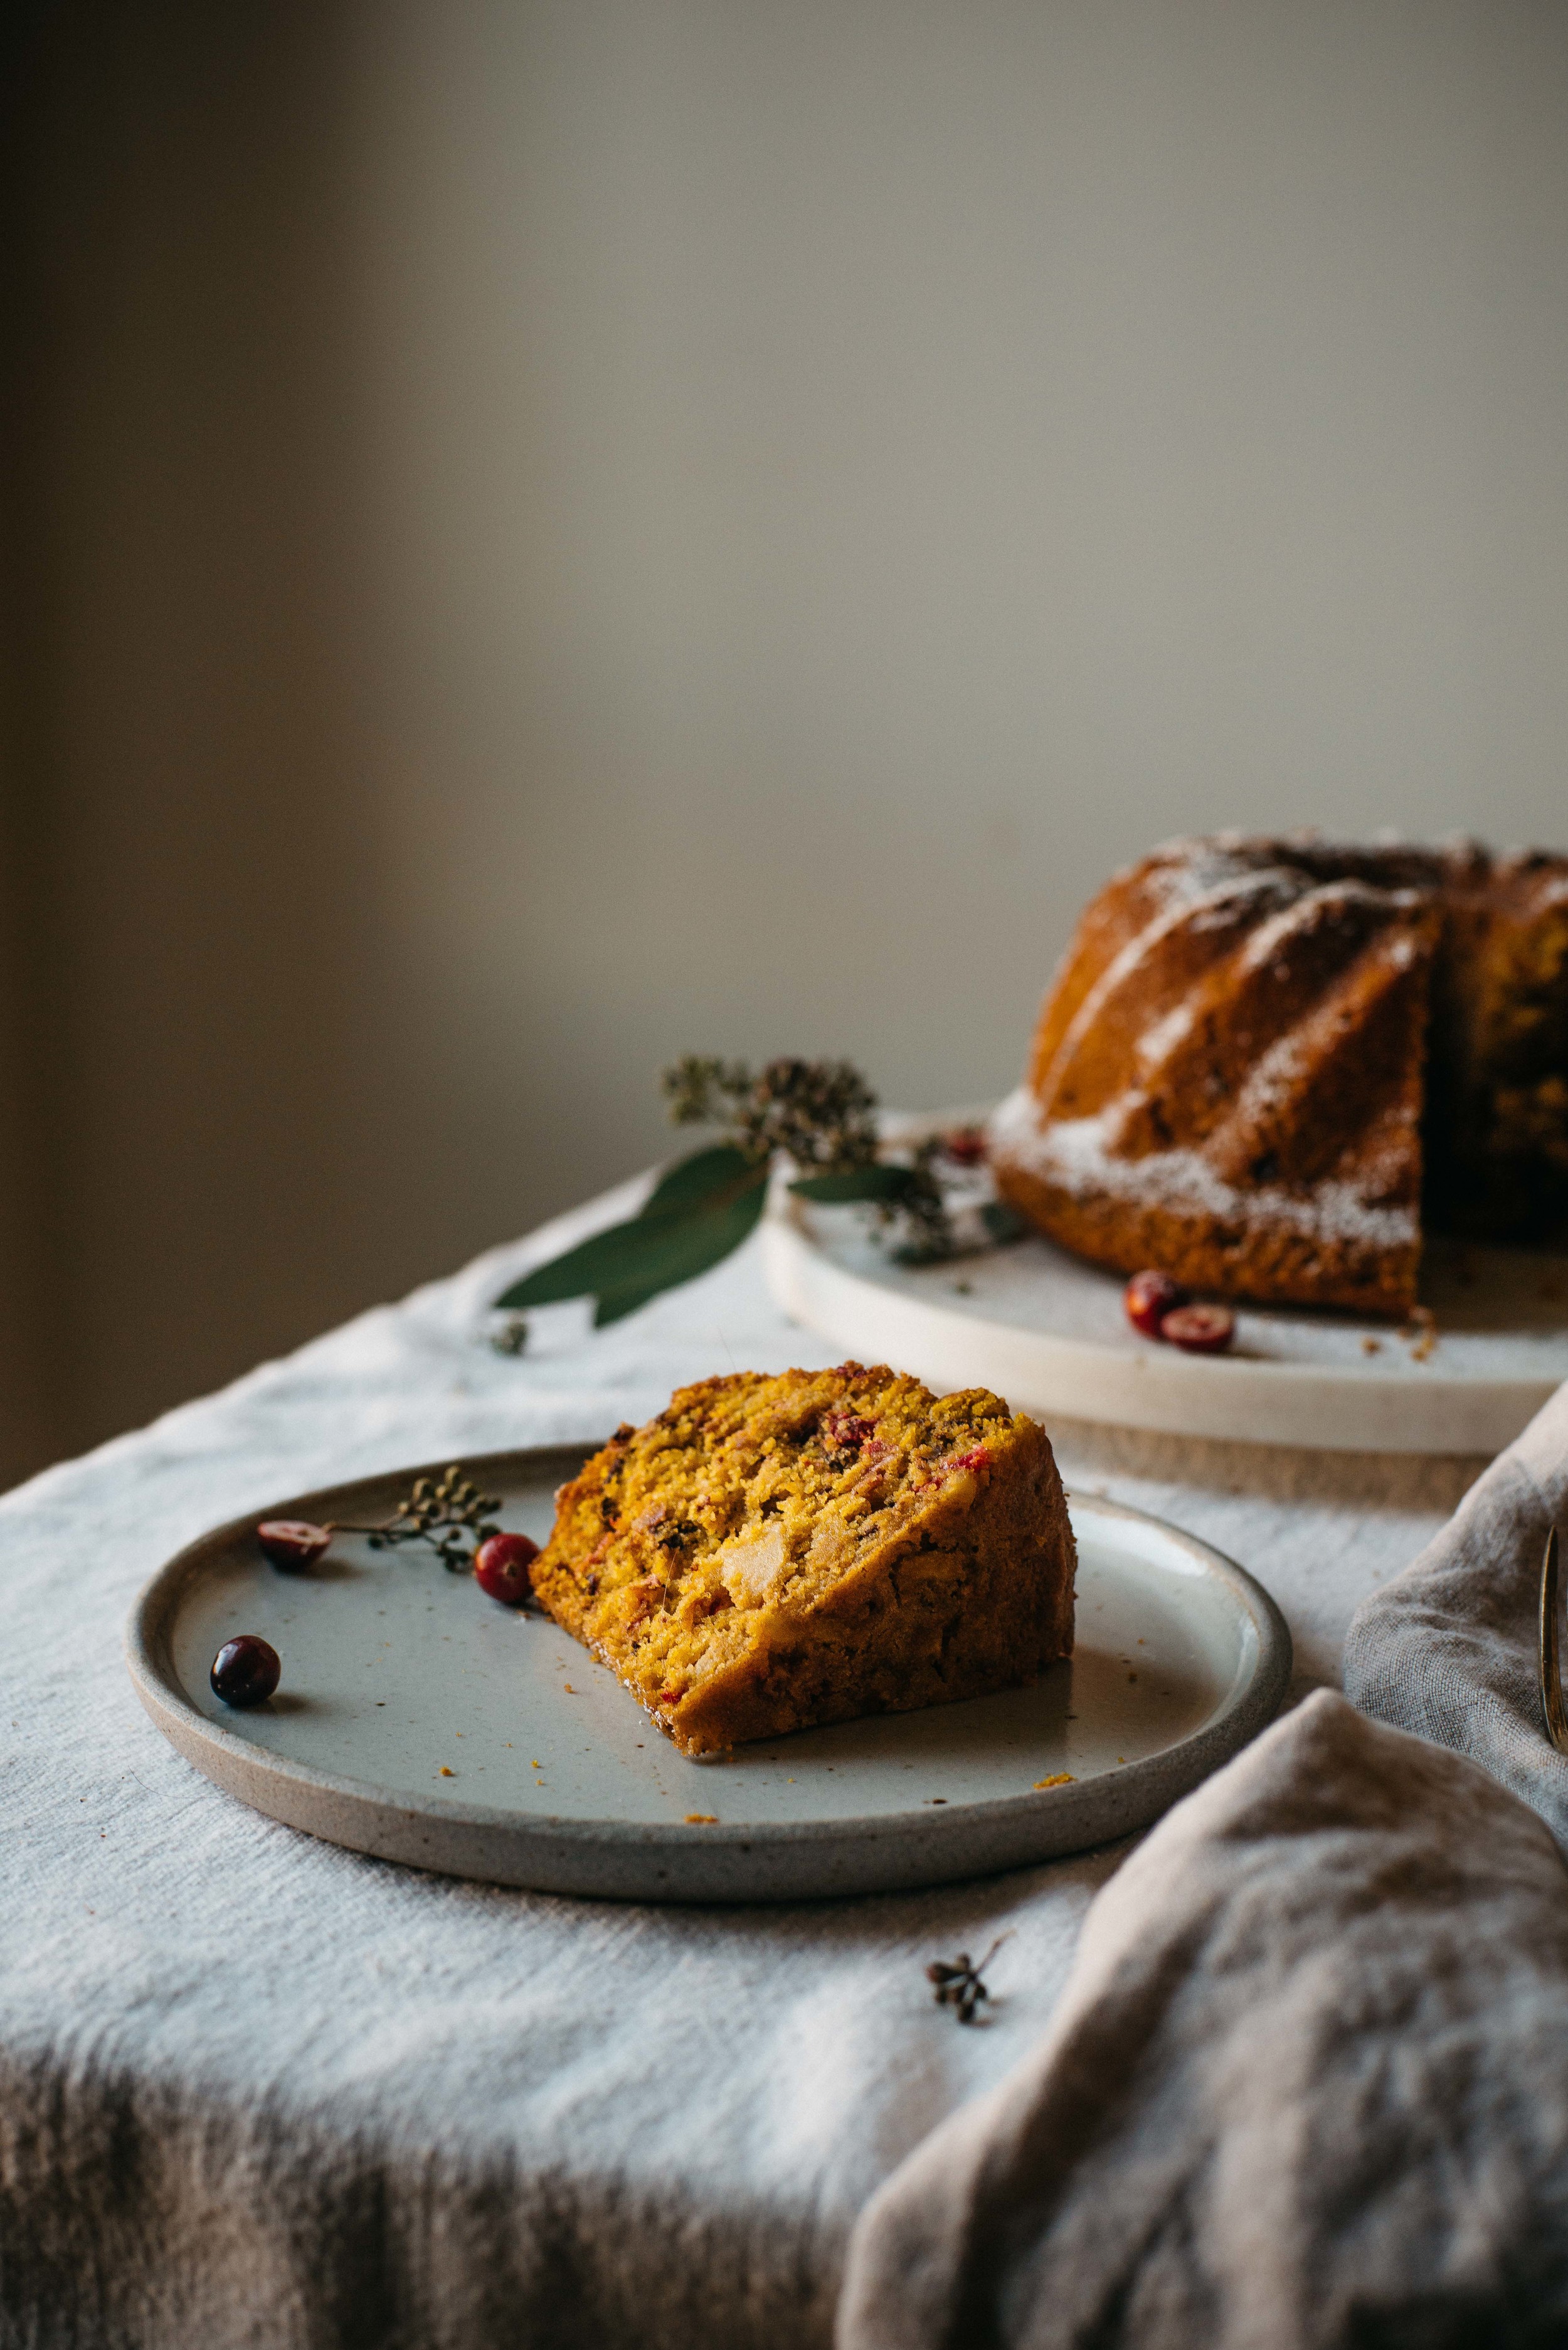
<box><xmin>789</xmin><ymin>1164</ymin><xmax>915</xmax><ymax>1204</ymax></box>
<box><xmin>982</xmin><ymin>1199</ymin><xmax>1030</xmax><ymax>1245</ymax></box>
<box><xmin>590</xmin><ymin>1274</ymin><xmax>679</xmax><ymax>1328</ymax></box>
<box><xmin>638</xmin><ymin>1143</ymin><xmax>758</xmax><ymax>1222</ymax></box>
<box><xmin>591</xmin><ymin>1177</ymin><xmax>768</xmax><ymax>1324</ymax></box>
<box><xmin>496</xmin><ymin>1218</ymin><xmax>684</xmax><ymax>1310</ymax></box>
<box><xmin>497</xmin><ymin>1158</ymin><xmax>768</xmax><ymax>1317</ymax></box>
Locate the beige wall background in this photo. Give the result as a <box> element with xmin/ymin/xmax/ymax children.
<box><xmin>4</xmin><ymin>0</ymin><xmax>1566</xmax><ymax>1483</ymax></box>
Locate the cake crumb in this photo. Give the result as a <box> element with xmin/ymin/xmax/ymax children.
<box><xmin>1402</xmin><ymin>1304</ymin><xmax>1438</xmax><ymax>1360</ymax></box>
<box><xmin>1362</xmin><ymin>1335</ymin><xmax>1382</xmax><ymax>1354</ymax></box>
<box><xmin>684</xmin><ymin>1812</ymin><xmax>719</xmax><ymax>1824</ymax></box>
<box><xmin>438</xmin><ymin>1767</ymin><xmax>455</xmax><ymax>1777</ymax></box>
<box><xmin>1033</xmin><ymin>1772</ymin><xmax>1074</xmax><ymax>1789</ymax></box>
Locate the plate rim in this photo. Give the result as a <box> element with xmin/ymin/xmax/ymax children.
<box><xmin>125</xmin><ymin>1443</ymin><xmax>1293</xmax><ymax>1900</ymax></box>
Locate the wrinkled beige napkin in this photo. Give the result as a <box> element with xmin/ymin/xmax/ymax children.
<box><xmin>1343</xmin><ymin>1382</ymin><xmax>1568</xmax><ymax>1836</ymax></box>
<box><xmin>840</xmin><ymin>1385</ymin><xmax>1568</xmax><ymax>2350</ymax></box>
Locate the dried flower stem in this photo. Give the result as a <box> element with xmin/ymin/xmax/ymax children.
<box><xmin>664</xmin><ymin>1054</ymin><xmax>880</xmax><ymax>1174</ymax></box>
<box><xmin>664</xmin><ymin>1054</ymin><xmax>960</xmax><ymax>1258</ymax></box>
<box><xmin>332</xmin><ymin>1467</ymin><xmax>503</xmax><ymax>1573</ymax></box>
<box><xmin>925</xmin><ymin>1932</ymin><xmax>1010</xmax><ymax>2024</ymax></box>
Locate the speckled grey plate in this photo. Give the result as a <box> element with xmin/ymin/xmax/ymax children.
<box><xmin>125</xmin><ymin>1446</ymin><xmax>1291</xmax><ymax>1903</ymax></box>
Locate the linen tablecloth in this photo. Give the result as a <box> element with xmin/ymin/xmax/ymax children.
<box><xmin>0</xmin><ymin>1174</ymin><xmax>1488</xmax><ymax>2347</ymax></box>
<box><xmin>841</xmin><ymin>1385</ymin><xmax>1568</xmax><ymax>2349</ymax></box>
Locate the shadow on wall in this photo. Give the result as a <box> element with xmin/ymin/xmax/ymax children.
<box><xmin>4</xmin><ymin>0</ymin><xmax>434</xmax><ymax>1481</ymax></box>
<box><xmin>3</xmin><ymin>0</ymin><xmax>1567</xmax><ymax>1485</ymax></box>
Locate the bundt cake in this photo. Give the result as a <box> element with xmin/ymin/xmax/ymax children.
<box><xmin>992</xmin><ymin>834</ymin><xmax>1568</xmax><ymax>1316</ymax></box>
<box><xmin>530</xmin><ymin>1364</ymin><xmax>1076</xmax><ymax>1757</ymax></box>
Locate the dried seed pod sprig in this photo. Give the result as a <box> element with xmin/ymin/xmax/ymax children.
<box><xmin>488</xmin><ymin>1312</ymin><xmax>530</xmax><ymax>1357</ymax></box>
<box><xmin>257</xmin><ymin>1465</ymin><xmax>504</xmax><ymax>1576</ymax></box>
<box><xmin>495</xmin><ymin>1055</ymin><xmax>1027</xmax><ymax>1330</ymax></box>
<box><xmin>664</xmin><ymin>1054</ymin><xmax>879</xmax><ymax>1173</ymax></box>
<box><xmin>882</xmin><ymin>1136</ymin><xmax>957</xmax><ymax>1265</ymax></box>
<box><xmin>925</xmin><ymin>1933</ymin><xmax>1010</xmax><ymax>2024</ymax></box>
<box><xmin>366</xmin><ymin>1469</ymin><xmax>505</xmax><ymax>1571</ymax></box>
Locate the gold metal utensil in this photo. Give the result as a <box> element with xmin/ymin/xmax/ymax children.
<box><xmin>1540</xmin><ymin>1526</ymin><xmax>1568</xmax><ymax>1755</ymax></box>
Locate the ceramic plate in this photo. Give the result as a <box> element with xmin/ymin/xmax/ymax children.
<box><xmin>763</xmin><ymin>1120</ymin><xmax>1568</xmax><ymax>1456</ymax></box>
<box><xmin>125</xmin><ymin>1445</ymin><xmax>1290</xmax><ymax>1903</ymax></box>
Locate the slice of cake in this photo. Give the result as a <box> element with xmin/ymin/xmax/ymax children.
<box><xmin>530</xmin><ymin>1363</ymin><xmax>1076</xmax><ymax>1757</ymax></box>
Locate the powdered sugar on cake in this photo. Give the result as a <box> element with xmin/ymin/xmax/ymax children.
<box><xmin>990</xmin><ymin>1087</ymin><xmax>1418</xmax><ymax>1253</ymax></box>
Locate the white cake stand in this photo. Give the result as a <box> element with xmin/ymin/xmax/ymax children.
<box><xmin>762</xmin><ymin>1122</ymin><xmax>1568</xmax><ymax>1457</ymax></box>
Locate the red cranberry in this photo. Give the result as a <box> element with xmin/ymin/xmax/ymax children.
<box><xmin>1123</xmin><ymin>1269</ymin><xmax>1189</xmax><ymax>1339</ymax></box>
<box><xmin>1161</xmin><ymin>1303</ymin><xmax>1236</xmax><ymax>1354</ymax></box>
<box><xmin>257</xmin><ymin>1519</ymin><xmax>332</xmax><ymax>1572</ymax></box>
<box><xmin>941</xmin><ymin>1126</ymin><xmax>989</xmax><ymax>1166</ymax></box>
<box><xmin>474</xmin><ymin>1531</ymin><xmax>541</xmax><ymax>1605</ymax></box>
<box><xmin>211</xmin><ymin>1635</ymin><xmax>280</xmax><ymax>1708</ymax></box>
<box><xmin>821</xmin><ymin>1410</ymin><xmax>876</xmax><ymax>1455</ymax></box>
